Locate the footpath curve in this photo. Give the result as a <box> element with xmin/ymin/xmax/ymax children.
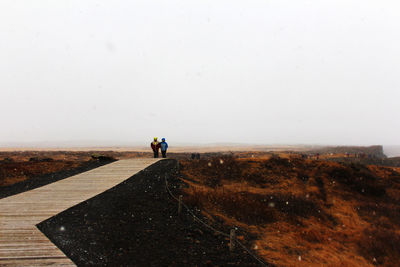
<box><xmin>0</xmin><ymin>158</ymin><xmax>160</xmax><ymax>267</ymax></box>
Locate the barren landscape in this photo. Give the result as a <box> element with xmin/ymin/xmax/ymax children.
<box><xmin>1</xmin><ymin>147</ymin><xmax>400</xmax><ymax>266</ymax></box>
<box><xmin>2</xmin><ymin>0</ymin><xmax>399</xmax><ymax>265</ymax></box>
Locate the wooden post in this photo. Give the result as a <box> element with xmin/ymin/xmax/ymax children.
<box><xmin>230</xmin><ymin>229</ymin><xmax>235</xmax><ymax>251</ymax></box>
<box><xmin>176</xmin><ymin>161</ymin><xmax>180</xmax><ymax>174</ymax></box>
<box><xmin>178</xmin><ymin>195</ymin><xmax>183</xmax><ymax>214</ymax></box>
<box><xmin>165</xmin><ymin>174</ymin><xmax>169</xmax><ymax>192</ymax></box>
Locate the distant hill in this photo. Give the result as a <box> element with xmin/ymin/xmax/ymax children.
<box><xmin>311</xmin><ymin>145</ymin><xmax>386</xmax><ymax>158</ymax></box>
<box><xmin>384</xmin><ymin>145</ymin><xmax>400</xmax><ymax>157</ymax></box>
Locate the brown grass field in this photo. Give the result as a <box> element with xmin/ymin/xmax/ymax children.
<box><xmin>179</xmin><ymin>155</ymin><xmax>400</xmax><ymax>266</ymax></box>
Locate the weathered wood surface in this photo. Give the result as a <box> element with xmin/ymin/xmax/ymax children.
<box><xmin>0</xmin><ymin>158</ymin><xmax>160</xmax><ymax>266</ymax></box>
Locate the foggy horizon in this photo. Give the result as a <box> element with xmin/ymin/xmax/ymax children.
<box><xmin>1</xmin><ymin>1</ymin><xmax>399</xmax><ymax>147</ymax></box>
<box><xmin>0</xmin><ymin>139</ymin><xmax>398</xmax><ymax>148</ymax></box>
<box><xmin>2</xmin><ymin>140</ymin><xmax>400</xmax><ymax>157</ymax></box>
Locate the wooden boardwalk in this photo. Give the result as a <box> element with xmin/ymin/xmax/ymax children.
<box><xmin>0</xmin><ymin>158</ymin><xmax>160</xmax><ymax>266</ymax></box>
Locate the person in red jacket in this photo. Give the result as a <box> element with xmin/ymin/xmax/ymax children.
<box><xmin>151</xmin><ymin>137</ymin><xmax>161</xmax><ymax>158</ymax></box>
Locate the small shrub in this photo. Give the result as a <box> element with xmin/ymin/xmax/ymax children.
<box><xmin>302</xmin><ymin>228</ymin><xmax>325</xmax><ymax>243</ymax></box>
<box><xmin>325</xmin><ymin>164</ymin><xmax>386</xmax><ymax>197</ymax></box>
<box><xmin>358</xmin><ymin>203</ymin><xmax>400</xmax><ymax>225</ymax></box>
<box><xmin>297</xmin><ymin>171</ymin><xmax>309</xmax><ymax>182</ymax></box>
<box><xmin>314</xmin><ymin>176</ymin><xmax>327</xmax><ymax>202</ymax></box>
<box><xmin>357</xmin><ymin>228</ymin><xmax>400</xmax><ymax>265</ymax></box>
<box><xmin>2</xmin><ymin>157</ymin><xmax>14</xmax><ymax>162</ymax></box>
<box><xmin>264</xmin><ymin>155</ymin><xmax>290</xmax><ymax>169</ymax></box>
<box><xmin>184</xmin><ymin>188</ymin><xmax>331</xmax><ymax>225</ymax></box>
<box><xmin>91</xmin><ymin>155</ymin><xmax>116</xmax><ymax>161</ymax></box>
<box><xmin>245</xmin><ymin>172</ymin><xmax>267</xmax><ymax>185</ymax></box>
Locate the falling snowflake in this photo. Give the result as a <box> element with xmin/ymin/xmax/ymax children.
<box><xmin>60</xmin><ymin>226</ymin><xmax>65</xmax><ymax>231</ymax></box>
<box><xmin>219</xmin><ymin>159</ymin><xmax>224</xmax><ymax>164</ymax></box>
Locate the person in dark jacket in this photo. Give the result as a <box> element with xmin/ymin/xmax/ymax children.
<box><xmin>151</xmin><ymin>137</ymin><xmax>161</xmax><ymax>158</ymax></box>
<box><xmin>160</xmin><ymin>138</ymin><xmax>168</xmax><ymax>158</ymax></box>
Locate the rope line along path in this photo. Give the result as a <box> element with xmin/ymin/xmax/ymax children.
<box><xmin>164</xmin><ymin>170</ymin><xmax>268</xmax><ymax>266</ymax></box>
<box><xmin>0</xmin><ymin>158</ymin><xmax>160</xmax><ymax>267</ymax></box>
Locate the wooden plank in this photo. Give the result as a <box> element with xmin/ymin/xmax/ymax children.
<box><xmin>0</xmin><ymin>257</ymin><xmax>75</xmax><ymax>267</ymax></box>
<box><xmin>0</xmin><ymin>158</ymin><xmax>160</xmax><ymax>266</ymax></box>
<box><xmin>0</xmin><ymin>248</ymin><xmax>65</xmax><ymax>258</ymax></box>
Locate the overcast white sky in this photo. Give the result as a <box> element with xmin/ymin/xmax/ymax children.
<box><xmin>0</xmin><ymin>0</ymin><xmax>399</xmax><ymax>146</ymax></box>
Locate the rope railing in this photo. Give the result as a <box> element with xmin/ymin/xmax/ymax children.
<box><xmin>164</xmin><ymin>171</ymin><xmax>268</xmax><ymax>267</ymax></box>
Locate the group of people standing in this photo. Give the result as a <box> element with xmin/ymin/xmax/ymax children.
<box><xmin>151</xmin><ymin>137</ymin><xmax>168</xmax><ymax>158</ymax></box>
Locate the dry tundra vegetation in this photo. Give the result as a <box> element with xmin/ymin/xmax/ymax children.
<box><xmin>179</xmin><ymin>155</ymin><xmax>400</xmax><ymax>266</ymax></box>
<box><xmin>1</xmin><ymin>150</ymin><xmax>400</xmax><ymax>266</ymax></box>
